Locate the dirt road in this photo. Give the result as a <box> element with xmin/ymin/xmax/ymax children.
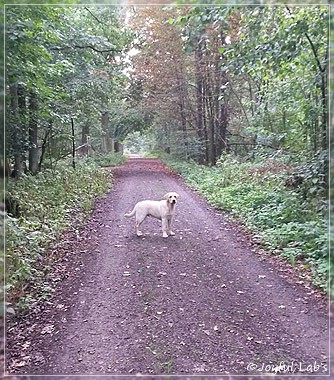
<box><xmin>7</xmin><ymin>158</ymin><xmax>330</xmax><ymax>378</ymax></box>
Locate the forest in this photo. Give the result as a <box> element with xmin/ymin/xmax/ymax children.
<box><xmin>2</xmin><ymin>2</ymin><xmax>331</xmax><ymax>313</ymax></box>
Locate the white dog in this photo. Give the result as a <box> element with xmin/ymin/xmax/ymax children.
<box><xmin>125</xmin><ymin>192</ymin><xmax>179</xmax><ymax>238</ymax></box>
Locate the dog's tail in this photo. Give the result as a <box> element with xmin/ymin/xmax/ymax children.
<box><xmin>124</xmin><ymin>208</ymin><xmax>136</xmax><ymax>218</ymax></box>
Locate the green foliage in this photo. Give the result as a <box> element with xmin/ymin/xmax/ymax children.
<box><xmin>6</xmin><ymin>5</ymin><xmax>137</xmax><ymax>172</ymax></box>
<box><xmin>286</xmin><ymin>150</ymin><xmax>328</xmax><ymax>209</ymax></box>
<box><xmin>224</xmin><ymin>5</ymin><xmax>328</xmax><ymax>154</ymax></box>
<box><xmin>89</xmin><ymin>152</ymin><xmax>126</xmax><ymax>167</ymax></box>
<box><xmin>168</xmin><ymin>5</ymin><xmax>328</xmax><ymax>162</ymax></box>
<box><xmin>109</xmin><ymin>102</ymin><xmax>152</xmax><ymax>142</ymax></box>
<box><xmin>163</xmin><ymin>154</ymin><xmax>328</xmax><ymax>292</ymax></box>
<box><xmin>6</xmin><ymin>159</ymin><xmax>113</xmax><ymax>312</ymax></box>
<box><xmin>124</xmin><ymin>131</ymin><xmax>156</xmax><ymax>155</ymax></box>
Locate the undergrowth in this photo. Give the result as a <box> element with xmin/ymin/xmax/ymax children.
<box><xmin>161</xmin><ymin>154</ymin><xmax>329</xmax><ymax>294</ymax></box>
<box><xmin>88</xmin><ymin>152</ymin><xmax>126</xmax><ymax>167</ymax></box>
<box><xmin>5</xmin><ymin>155</ymin><xmax>121</xmax><ymax>313</ymax></box>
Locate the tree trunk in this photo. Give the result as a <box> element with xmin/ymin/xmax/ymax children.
<box><xmin>38</xmin><ymin>126</ymin><xmax>51</xmax><ymax>172</ymax></box>
<box><xmin>205</xmin><ymin>63</ymin><xmax>216</xmax><ymax>166</ymax></box>
<box><xmin>81</xmin><ymin>124</ymin><xmax>89</xmax><ymax>145</ymax></box>
<box><xmin>28</xmin><ymin>90</ymin><xmax>39</xmax><ymax>174</ymax></box>
<box><xmin>101</xmin><ymin>111</ymin><xmax>111</xmax><ymax>152</ymax></box>
<box><xmin>215</xmin><ymin>31</ymin><xmax>230</xmax><ymax>158</ymax></box>
<box><xmin>177</xmin><ymin>72</ymin><xmax>189</xmax><ymax>159</ymax></box>
<box><xmin>71</xmin><ymin>118</ymin><xmax>76</xmax><ymax>169</ymax></box>
<box><xmin>12</xmin><ymin>83</ymin><xmax>27</xmax><ymax>178</ymax></box>
<box><xmin>81</xmin><ymin>124</ymin><xmax>90</xmax><ymax>156</ymax></box>
<box><xmin>320</xmin><ymin>72</ymin><xmax>328</xmax><ymax>151</ymax></box>
<box><xmin>179</xmin><ymin>101</ymin><xmax>188</xmax><ymax>159</ymax></box>
<box><xmin>205</xmin><ymin>88</ymin><xmax>216</xmax><ymax>165</ymax></box>
<box><xmin>217</xmin><ymin>71</ymin><xmax>230</xmax><ymax>157</ymax></box>
<box><xmin>195</xmin><ymin>45</ymin><xmax>206</xmax><ymax>164</ymax></box>
<box><xmin>217</xmin><ymin>103</ymin><xmax>229</xmax><ymax>156</ymax></box>
<box><xmin>213</xmin><ymin>52</ymin><xmax>221</xmax><ymax>160</ymax></box>
<box><xmin>202</xmin><ymin>76</ymin><xmax>209</xmax><ymax>164</ymax></box>
<box><xmin>114</xmin><ymin>140</ymin><xmax>123</xmax><ymax>153</ymax></box>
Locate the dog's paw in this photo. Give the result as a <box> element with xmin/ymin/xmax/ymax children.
<box><xmin>137</xmin><ymin>231</ymin><xmax>143</xmax><ymax>237</ymax></box>
<box><xmin>163</xmin><ymin>233</ymin><xmax>168</xmax><ymax>238</ymax></box>
<box><xmin>169</xmin><ymin>231</ymin><xmax>175</xmax><ymax>236</ymax></box>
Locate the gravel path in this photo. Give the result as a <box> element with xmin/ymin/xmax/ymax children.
<box><xmin>6</xmin><ymin>158</ymin><xmax>331</xmax><ymax>378</ymax></box>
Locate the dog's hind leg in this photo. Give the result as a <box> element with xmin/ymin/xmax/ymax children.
<box><xmin>135</xmin><ymin>215</ymin><xmax>146</xmax><ymax>237</ymax></box>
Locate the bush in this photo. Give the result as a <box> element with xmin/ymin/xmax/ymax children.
<box><xmin>162</xmin><ymin>155</ymin><xmax>328</xmax><ymax>292</ymax></box>
<box><xmin>6</xmin><ymin>158</ymin><xmax>113</xmax><ymax>312</ymax></box>
<box><xmin>89</xmin><ymin>152</ymin><xmax>127</xmax><ymax>167</ymax></box>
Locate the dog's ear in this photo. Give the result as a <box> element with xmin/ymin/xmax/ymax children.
<box><xmin>175</xmin><ymin>192</ymin><xmax>180</xmax><ymax>198</ymax></box>
<box><xmin>163</xmin><ymin>193</ymin><xmax>170</xmax><ymax>199</ymax></box>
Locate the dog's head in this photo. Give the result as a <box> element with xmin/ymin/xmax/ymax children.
<box><xmin>163</xmin><ymin>192</ymin><xmax>179</xmax><ymax>205</ymax></box>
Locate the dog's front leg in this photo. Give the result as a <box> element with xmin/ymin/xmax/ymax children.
<box><xmin>167</xmin><ymin>217</ymin><xmax>175</xmax><ymax>236</ymax></box>
<box><xmin>161</xmin><ymin>218</ymin><xmax>169</xmax><ymax>238</ymax></box>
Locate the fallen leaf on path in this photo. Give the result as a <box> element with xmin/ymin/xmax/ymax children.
<box><xmin>12</xmin><ymin>359</ymin><xmax>28</xmax><ymax>368</ymax></box>
<box><xmin>41</xmin><ymin>325</ymin><xmax>54</xmax><ymax>334</ymax></box>
<box><xmin>22</xmin><ymin>341</ymin><xmax>31</xmax><ymax>349</ymax></box>
<box><xmin>6</xmin><ymin>307</ymin><xmax>15</xmax><ymax>315</ymax></box>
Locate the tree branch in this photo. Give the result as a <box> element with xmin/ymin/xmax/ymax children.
<box><xmin>304</xmin><ymin>32</ymin><xmax>325</xmax><ymax>73</ymax></box>
<box><xmin>84</xmin><ymin>7</ymin><xmax>103</xmax><ymax>24</ymax></box>
<box><xmin>50</xmin><ymin>45</ymin><xmax>121</xmax><ymax>54</ymax></box>
<box><xmin>285</xmin><ymin>6</ymin><xmax>325</xmax><ymax>73</ymax></box>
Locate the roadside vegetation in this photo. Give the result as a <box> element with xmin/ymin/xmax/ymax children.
<box><xmin>161</xmin><ymin>152</ymin><xmax>329</xmax><ymax>293</ymax></box>
<box><xmin>5</xmin><ymin>154</ymin><xmax>125</xmax><ymax>313</ymax></box>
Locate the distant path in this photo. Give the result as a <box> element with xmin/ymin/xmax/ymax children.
<box><xmin>7</xmin><ymin>158</ymin><xmax>330</xmax><ymax>377</ymax></box>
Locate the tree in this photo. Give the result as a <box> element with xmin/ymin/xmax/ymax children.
<box><xmin>130</xmin><ymin>6</ymin><xmax>233</xmax><ymax>164</ymax></box>
<box><xmin>223</xmin><ymin>5</ymin><xmax>329</xmax><ymax>155</ymax></box>
<box><xmin>5</xmin><ymin>5</ymin><xmax>135</xmax><ymax>176</ymax></box>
